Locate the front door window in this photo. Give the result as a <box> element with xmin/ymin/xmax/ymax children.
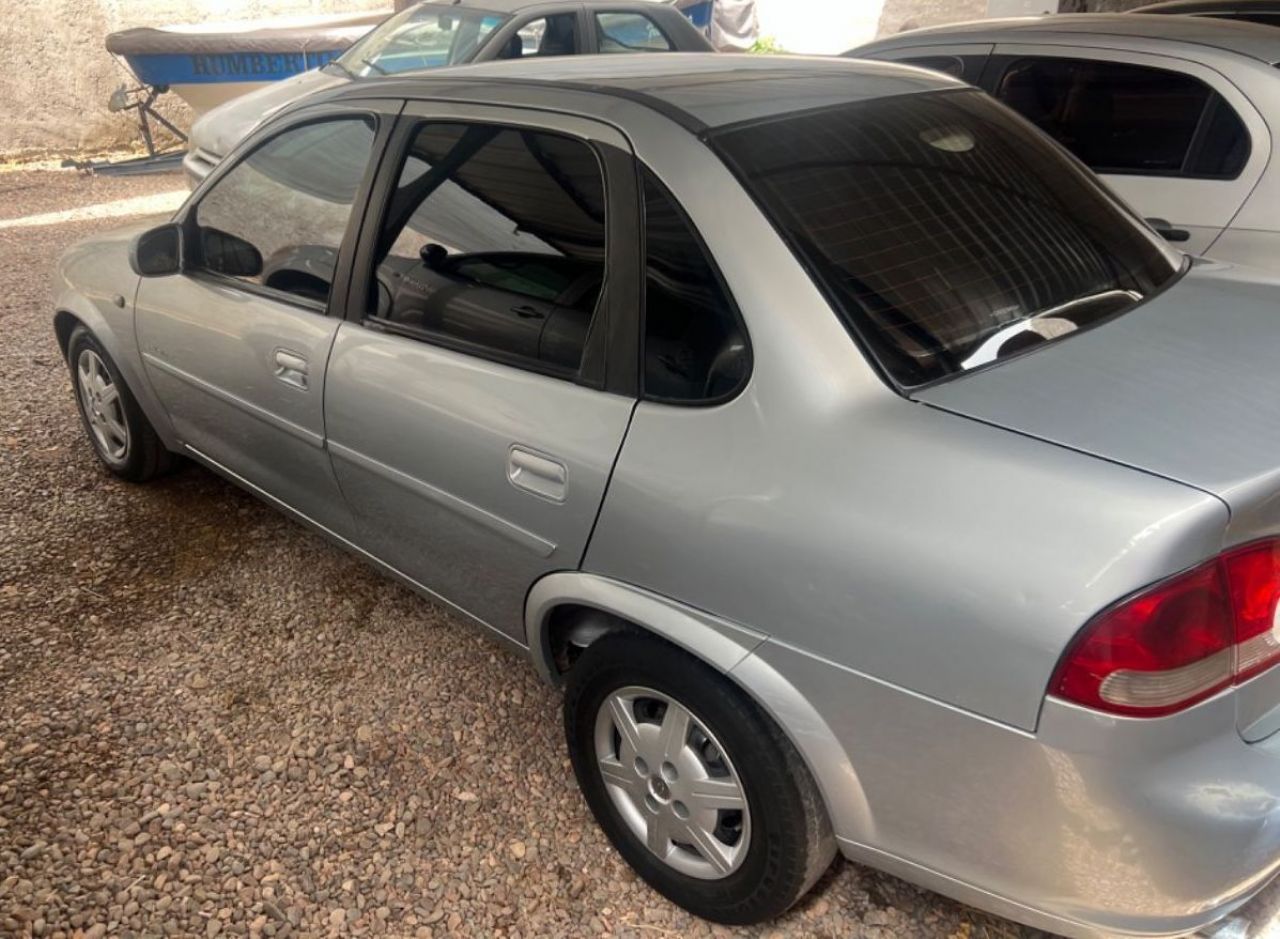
<box><xmin>193</xmin><ymin>117</ymin><xmax>377</xmax><ymax>306</ymax></box>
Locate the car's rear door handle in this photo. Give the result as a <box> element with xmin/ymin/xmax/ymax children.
<box><xmin>273</xmin><ymin>348</ymin><xmax>309</xmax><ymax>389</ymax></box>
<box><xmin>508</xmin><ymin>446</ymin><xmax>566</xmax><ymax>502</ymax></box>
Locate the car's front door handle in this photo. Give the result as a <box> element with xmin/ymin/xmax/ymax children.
<box><xmin>273</xmin><ymin>348</ymin><xmax>309</xmax><ymax>390</ymax></box>
<box><xmin>512</xmin><ymin>304</ymin><xmax>545</xmax><ymax>319</ymax></box>
<box><xmin>508</xmin><ymin>446</ymin><xmax>566</xmax><ymax>503</ymax></box>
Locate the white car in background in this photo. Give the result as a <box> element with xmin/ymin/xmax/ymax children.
<box><xmin>851</xmin><ymin>14</ymin><xmax>1280</xmax><ymax>269</ymax></box>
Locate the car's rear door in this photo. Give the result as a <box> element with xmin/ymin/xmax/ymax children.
<box><xmin>135</xmin><ymin>102</ymin><xmax>397</xmax><ymax>534</ymax></box>
<box><xmin>324</xmin><ymin>102</ymin><xmax>640</xmax><ymax>640</ymax></box>
<box><xmin>982</xmin><ymin>45</ymin><xmax>1269</xmax><ymax>254</ymax></box>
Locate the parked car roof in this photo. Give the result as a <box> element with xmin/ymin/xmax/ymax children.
<box><xmin>316</xmin><ymin>53</ymin><xmax>962</xmax><ymax>131</ymax></box>
<box><xmin>1130</xmin><ymin>0</ymin><xmax>1280</xmax><ymax>13</ymax></box>
<box><xmin>850</xmin><ymin>12</ymin><xmax>1280</xmax><ymax>63</ymax></box>
<box><xmin>394</xmin><ymin>0</ymin><xmax>682</xmax><ymax>12</ymax></box>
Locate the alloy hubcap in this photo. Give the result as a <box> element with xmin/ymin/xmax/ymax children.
<box><xmin>76</xmin><ymin>349</ymin><xmax>128</xmax><ymax>462</ymax></box>
<box><xmin>594</xmin><ymin>686</ymin><xmax>750</xmax><ymax>880</ymax></box>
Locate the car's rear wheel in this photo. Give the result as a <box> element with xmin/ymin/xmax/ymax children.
<box><xmin>564</xmin><ymin>631</ymin><xmax>835</xmax><ymax>925</ymax></box>
<box><xmin>67</xmin><ymin>325</ymin><xmax>175</xmax><ymax>483</ymax></box>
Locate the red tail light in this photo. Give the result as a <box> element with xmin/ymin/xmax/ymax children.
<box><xmin>1053</xmin><ymin>539</ymin><xmax>1280</xmax><ymax>717</ymax></box>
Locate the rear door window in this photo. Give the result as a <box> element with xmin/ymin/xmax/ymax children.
<box><xmin>596</xmin><ymin>12</ymin><xmax>674</xmax><ymax>52</ymax></box>
<box><xmin>499</xmin><ymin>13</ymin><xmax>580</xmax><ymax>58</ymax></box>
<box><xmin>993</xmin><ymin>57</ymin><xmax>1249</xmax><ymax>178</ymax></box>
<box><xmin>366</xmin><ymin>122</ymin><xmax>606</xmax><ymax>378</ymax></box>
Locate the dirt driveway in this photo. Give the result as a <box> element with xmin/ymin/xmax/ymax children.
<box><xmin>0</xmin><ymin>168</ymin><xmax>1276</xmax><ymax>939</ymax></box>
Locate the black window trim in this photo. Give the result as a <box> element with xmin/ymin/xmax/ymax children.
<box><xmin>983</xmin><ymin>52</ymin><xmax>1253</xmax><ymax>182</ymax></box>
<box><xmin>175</xmin><ymin>107</ymin><xmax>395</xmax><ymax>318</ymax></box>
<box><xmin>345</xmin><ymin>109</ymin><xmax>640</xmax><ymax>396</ymax></box>
<box><xmin>636</xmin><ymin>163</ymin><xmax>753</xmax><ymax>407</ymax></box>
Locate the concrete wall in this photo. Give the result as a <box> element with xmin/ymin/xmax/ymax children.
<box><xmin>0</xmin><ymin>0</ymin><xmax>385</xmax><ymax>161</ymax></box>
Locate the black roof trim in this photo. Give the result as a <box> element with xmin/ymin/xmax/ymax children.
<box><xmin>323</xmin><ymin>74</ymin><xmax>711</xmax><ymax>134</ymax></box>
<box><xmin>519</xmin><ymin>79</ymin><xmax>711</xmax><ymax>134</ymax></box>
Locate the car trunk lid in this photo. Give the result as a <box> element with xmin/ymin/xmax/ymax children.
<box><xmin>915</xmin><ymin>260</ymin><xmax>1280</xmax><ymax>740</ymax></box>
<box><xmin>915</xmin><ymin>260</ymin><xmax>1280</xmax><ymax>519</ymax></box>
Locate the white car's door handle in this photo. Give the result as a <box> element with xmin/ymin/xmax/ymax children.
<box><xmin>273</xmin><ymin>349</ymin><xmax>309</xmax><ymax>389</ymax></box>
<box><xmin>508</xmin><ymin>446</ymin><xmax>566</xmax><ymax>502</ymax></box>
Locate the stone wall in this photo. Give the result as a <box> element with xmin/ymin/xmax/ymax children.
<box><xmin>0</xmin><ymin>0</ymin><xmax>385</xmax><ymax>161</ymax></box>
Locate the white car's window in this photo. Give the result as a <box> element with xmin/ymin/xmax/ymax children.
<box><xmin>366</xmin><ymin>123</ymin><xmax>606</xmax><ymax>378</ymax></box>
<box><xmin>336</xmin><ymin>5</ymin><xmax>507</xmax><ymax>76</ymax></box>
<box><xmin>994</xmin><ymin>57</ymin><xmax>1249</xmax><ymax>179</ymax></box>
<box><xmin>495</xmin><ymin>13</ymin><xmax>581</xmax><ymax>59</ymax></box>
<box><xmin>596</xmin><ymin>12</ymin><xmax>674</xmax><ymax>52</ymax></box>
<box><xmin>193</xmin><ymin>118</ymin><xmax>376</xmax><ymax>306</ymax></box>
<box><xmin>712</xmin><ymin>90</ymin><xmax>1180</xmax><ymax>386</ymax></box>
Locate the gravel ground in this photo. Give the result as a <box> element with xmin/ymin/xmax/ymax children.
<box><xmin>2</xmin><ymin>168</ymin><xmax>1279</xmax><ymax>939</ymax></box>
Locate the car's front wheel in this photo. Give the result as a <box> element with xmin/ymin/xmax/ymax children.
<box><xmin>564</xmin><ymin>631</ymin><xmax>835</xmax><ymax>925</ymax></box>
<box><xmin>67</xmin><ymin>324</ymin><xmax>175</xmax><ymax>483</ymax></box>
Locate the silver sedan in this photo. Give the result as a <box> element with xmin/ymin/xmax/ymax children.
<box><xmin>52</xmin><ymin>54</ymin><xmax>1280</xmax><ymax>937</ymax></box>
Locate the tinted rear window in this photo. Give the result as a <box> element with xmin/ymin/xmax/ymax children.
<box><xmin>710</xmin><ymin>90</ymin><xmax>1180</xmax><ymax>386</ymax></box>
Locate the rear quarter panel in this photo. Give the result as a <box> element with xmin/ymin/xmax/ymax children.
<box><xmin>583</xmin><ymin>110</ymin><xmax>1230</xmax><ymax>731</ymax></box>
<box><xmin>586</xmin><ymin>392</ymin><xmax>1228</xmax><ymax>731</ymax></box>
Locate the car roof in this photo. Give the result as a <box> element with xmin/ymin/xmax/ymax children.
<box><xmin>325</xmin><ymin>53</ymin><xmax>961</xmax><ymax>131</ymax></box>
<box><xmin>411</xmin><ymin>0</ymin><xmax>678</xmax><ymax>13</ymax></box>
<box><xmin>852</xmin><ymin>12</ymin><xmax>1280</xmax><ymax>64</ymax></box>
<box><xmin>1132</xmin><ymin>0</ymin><xmax>1280</xmax><ymax>12</ymax></box>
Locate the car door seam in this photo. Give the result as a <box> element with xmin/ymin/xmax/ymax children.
<box><xmin>576</xmin><ymin>397</ymin><xmax>639</xmax><ymax>571</ymax></box>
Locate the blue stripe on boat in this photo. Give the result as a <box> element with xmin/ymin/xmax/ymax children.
<box><xmin>122</xmin><ymin>49</ymin><xmax>345</xmax><ymax>86</ymax></box>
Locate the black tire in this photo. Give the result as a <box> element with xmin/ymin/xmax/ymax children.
<box><xmin>67</xmin><ymin>324</ymin><xmax>176</xmax><ymax>483</ymax></box>
<box><xmin>564</xmin><ymin>631</ymin><xmax>836</xmax><ymax>925</ymax></box>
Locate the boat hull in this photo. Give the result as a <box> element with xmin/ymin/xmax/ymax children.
<box><xmin>106</xmin><ymin>12</ymin><xmax>386</xmax><ymax>114</ymax></box>
<box><xmin>122</xmin><ymin>48</ymin><xmax>345</xmax><ymax>89</ymax></box>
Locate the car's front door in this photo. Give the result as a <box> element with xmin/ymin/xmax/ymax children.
<box><xmin>135</xmin><ymin>106</ymin><xmax>393</xmax><ymax>533</ymax></box>
<box><xmin>324</xmin><ymin>104</ymin><xmax>639</xmax><ymax>639</ymax></box>
<box><xmin>983</xmin><ymin>45</ymin><xmax>1270</xmax><ymax>254</ymax></box>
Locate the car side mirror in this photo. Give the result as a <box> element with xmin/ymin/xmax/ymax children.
<box><xmin>129</xmin><ymin>223</ymin><xmax>182</xmax><ymax>277</ymax></box>
<box><xmin>1145</xmin><ymin>217</ymin><xmax>1190</xmax><ymax>244</ymax></box>
<box><xmin>201</xmin><ymin>227</ymin><xmax>264</xmax><ymax>278</ymax></box>
<box><xmin>420</xmin><ymin>243</ymin><xmax>448</xmax><ymax>269</ymax></box>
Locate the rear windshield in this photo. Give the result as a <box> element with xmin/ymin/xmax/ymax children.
<box><xmin>710</xmin><ymin>89</ymin><xmax>1181</xmax><ymax>386</ymax></box>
